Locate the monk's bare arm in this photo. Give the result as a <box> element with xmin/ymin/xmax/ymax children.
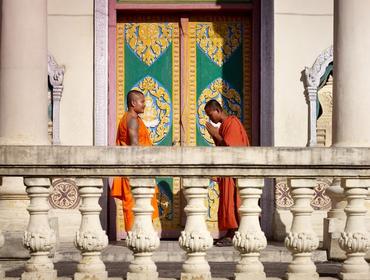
<box><xmin>128</xmin><ymin>117</ymin><xmax>139</xmax><ymax>145</ymax></box>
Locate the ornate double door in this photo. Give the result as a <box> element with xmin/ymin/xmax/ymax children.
<box><xmin>115</xmin><ymin>15</ymin><xmax>253</xmax><ymax>238</ymax></box>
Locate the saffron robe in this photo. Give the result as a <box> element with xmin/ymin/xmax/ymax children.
<box><xmin>217</xmin><ymin>115</ymin><xmax>250</xmax><ymax>231</ymax></box>
<box><xmin>111</xmin><ymin>112</ymin><xmax>160</xmax><ymax>232</ymax></box>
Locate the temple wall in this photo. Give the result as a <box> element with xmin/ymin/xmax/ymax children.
<box><xmin>274</xmin><ymin>0</ymin><xmax>333</xmax><ymax>147</ymax></box>
<box><xmin>273</xmin><ymin>0</ymin><xmax>333</xmax><ymax>241</ymax></box>
<box><xmin>48</xmin><ymin>0</ymin><xmax>94</xmax><ymax>145</ymax></box>
<box><xmin>47</xmin><ymin>0</ymin><xmax>94</xmax><ymax>243</ymax></box>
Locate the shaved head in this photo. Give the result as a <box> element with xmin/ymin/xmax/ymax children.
<box><xmin>204</xmin><ymin>99</ymin><xmax>222</xmax><ymax>112</ymax></box>
<box><xmin>127</xmin><ymin>90</ymin><xmax>144</xmax><ymax>108</ymax></box>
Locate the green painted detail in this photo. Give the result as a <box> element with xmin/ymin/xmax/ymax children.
<box><xmin>124</xmin><ymin>42</ymin><xmax>173</xmax><ymax>145</ymax></box>
<box><xmin>124</xmin><ymin>44</ymin><xmax>173</xmax><ymax>93</ymax></box>
<box><xmin>195</xmin><ymin>39</ymin><xmax>244</xmax><ymax>146</ymax></box>
<box><xmin>156</xmin><ymin>177</ymin><xmax>173</xmax><ymax>220</ymax></box>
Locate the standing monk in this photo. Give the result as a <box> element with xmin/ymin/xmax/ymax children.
<box><xmin>204</xmin><ymin>99</ymin><xmax>250</xmax><ymax>246</ymax></box>
<box><xmin>111</xmin><ymin>90</ymin><xmax>160</xmax><ymax>232</ymax></box>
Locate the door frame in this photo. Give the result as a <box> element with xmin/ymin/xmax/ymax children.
<box><xmin>107</xmin><ymin>0</ymin><xmax>263</xmax><ymax>240</ymax></box>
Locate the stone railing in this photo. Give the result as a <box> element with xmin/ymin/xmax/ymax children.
<box><xmin>0</xmin><ymin>146</ymin><xmax>369</xmax><ymax>280</ymax></box>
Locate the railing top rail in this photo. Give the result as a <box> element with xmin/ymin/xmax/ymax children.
<box><xmin>1</xmin><ymin>145</ymin><xmax>370</xmax><ymax>178</ymax></box>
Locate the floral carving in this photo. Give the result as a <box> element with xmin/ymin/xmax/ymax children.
<box><xmin>196</xmin><ymin>22</ymin><xmax>241</xmax><ymax>66</ymax></box>
<box><xmin>75</xmin><ymin>230</ymin><xmax>108</xmax><ymax>252</ymax></box>
<box><xmin>125</xmin><ymin>23</ymin><xmax>173</xmax><ymax>66</ymax></box>
<box><xmin>339</xmin><ymin>232</ymin><xmax>370</xmax><ymax>253</ymax></box>
<box><xmin>23</xmin><ymin>230</ymin><xmax>56</xmax><ymax>253</ymax></box>
<box><xmin>304</xmin><ymin>45</ymin><xmax>333</xmax><ymax>88</ymax></box>
<box><xmin>285</xmin><ymin>232</ymin><xmax>319</xmax><ymax>254</ymax></box>
<box><xmin>233</xmin><ymin>231</ymin><xmax>267</xmax><ymax>254</ymax></box>
<box><xmin>126</xmin><ymin>230</ymin><xmax>160</xmax><ymax>253</ymax></box>
<box><xmin>179</xmin><ymin>231</ymin><xmax>213</xmax><ymax>253</ymax></box>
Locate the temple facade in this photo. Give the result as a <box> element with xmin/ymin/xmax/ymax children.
<box><xmin>0</xmin><ymin>0</ymin><xmax>370</xmax><ymax>279</ymax></box>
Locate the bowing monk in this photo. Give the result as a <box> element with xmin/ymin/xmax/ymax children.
<box><xmin>111</xmin><ymin>90</ymin><xmax>160</xmax><ymax>232</ymax></box>
<box><xmin>205</xmin><ymin>99</ymin><xmax>250</xmax><ymax>246</ymax></box>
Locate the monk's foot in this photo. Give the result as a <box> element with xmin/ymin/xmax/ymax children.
<box><xmin>215</xmin><ymin>236</ymin><xmax>233</xmax><ymax>247</ymax></box>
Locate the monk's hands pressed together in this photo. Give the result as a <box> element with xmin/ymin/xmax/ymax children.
<box><xmin>206</xmin><ymin>122</ymin><xmax>218</xmax><ymax>137</ymax></box>
<box><xmin>206</xmin><ymin>122</ymin><xmax>223</xmax><ymax>145</ymax></box>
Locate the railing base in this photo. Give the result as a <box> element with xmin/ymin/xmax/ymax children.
<box><xmin>285</xmin><ymin>272</ymin><xmax>319</xmax><ymax>280</ymax></box>
<box><xmin>127</xmin><ymin>271</ymin><xmax>158</xmax><ymax>280</ymax></box>
<box><xmin>235</xmin><ymin>272</ymin><xmax>266</xmax><ymax>280</ymax></box>
<box><xmin>21</xmin><ymin>270</ymin><xmax>57</xmax><ymax>280</ymax></box>
<box><xmin>74</xmin><ymin>271</ymin><xmax>108</xmax><ymax>280</ymax></box>
<box><xmin>340</xmin><ymin>272</ymin><xmax>370</xmax><ymax>280</ymax></box>
<box><xmin>180</xmin><ymin>272</ymin><xmax>211</xmax><ymax>280</ymax></box>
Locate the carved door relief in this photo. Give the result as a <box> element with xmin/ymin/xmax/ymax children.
<box><xmin>115</xmin><ymin>15</ymin><xmax>253</xmax><ymax>238</ymax></box>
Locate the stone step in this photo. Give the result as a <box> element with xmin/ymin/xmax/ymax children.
<box><xmin>54</xmin><ymin>241</ymin><xmax>328</xmax><ymax>263</ymax></box>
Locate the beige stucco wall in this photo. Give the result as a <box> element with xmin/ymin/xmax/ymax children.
<box><xmin>48</xmin><ymin>0</ymin><xmax>94</xmax><ymax>145</ymax></box>
<box><xmin>273</xmin><ymin>0</ymin><xmax>333</xmax><ymax>241</ymax></box>
<box><xmin>47</xmin><ymin>0</ymin><xmax>93</xmax><ymax>243</ymax></box>
<box><xmin>274</xmin><ymin>0</ymin><xmax>333</xmax><ymax>147</ymax></box>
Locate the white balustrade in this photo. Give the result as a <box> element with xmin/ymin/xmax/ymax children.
<box><xmin>22</xmin><ymin>178</ymin><xmax>57</xmax><ymax>280</ymax></box>
<box><xmin>338</xmin><ymin>179</ymin><xmax>370</xmax><ymax>280</ymax></box>
<box><xmin>126</xmin><ymin>178</ymin><xmax>160</xmax><ymax>280</ymax></box>
<box><xmin>74</xmin><ymin>178</ymin><xmax>108</xmax><ymax>280</ymax></box>
<box><xmin>233</xmin><ymin>178</ymin><xmax>267</xmax><ymax>280</ymax></box>
<box><xmin>179</xmin><ymin>177</ymin><xmax>213</xmax><ymax>280</ymax></box>
<box><xmin>285</xmin><ymin>179</ymin><xmax>319</xmax><ymax>280</ymax></box>
<box><xmin>0</xmin><ymin>177</ymin><xmax>4</xmax><ymax>280</ymax></box>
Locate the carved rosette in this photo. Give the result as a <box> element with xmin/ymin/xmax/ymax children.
<box><xmin>233</xmin><ymin>231</ymin><xmax>267</xmax><ymax>254</ymax></box>
<box><xmin>126</xmin><ymin>230</ymin><xmax>160</xmax><ymax>253</ymax></box>
<box><xmin>179</xmin><ymin>231</ymin><xmax>213</xmax><ymax>253</ymax></box>
<box><xmin>75</xmin><ymin>230</ymin><xmax>108</xmax><ymax>253</ymax></box>
<box><xmin>23</xmin><ymin>229</ymin><xmax>56</xmax><ymax>253</ymax></box>
<box><xmin>285</xmin><ymin>232</ymin><xmax>319</xmax><ymax>254</ymax></box>
<box><xmin>339</xmin><ymin>232</ymin><xmax>370</xmax><ymax>254</ymax></box>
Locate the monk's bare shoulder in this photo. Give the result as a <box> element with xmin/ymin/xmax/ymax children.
<box><xmin>127</xmin><ymin>114</ymin><xmax>139</xmax><ymax>145</ymax></box>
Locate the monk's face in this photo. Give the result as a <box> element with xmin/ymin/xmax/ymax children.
<box><xmin>133</xmin><ymin>94</ymin><xmax>146</xmax><ymax>114</ymax></box>
<box><xmin>205</xmin><ymin>107</ymin><xmax>222</xmax><ymax>124</ymax></box>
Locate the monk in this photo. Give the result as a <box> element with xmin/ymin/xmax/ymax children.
<box><xmin>111</xmin><ymin>89</ymin><xmax>160</xmax><ymax>232</ymax></box>
<box><xmin>205</xmin><ymin>99</ymin><xmax>250</xmax><ymax>246</ymax></box>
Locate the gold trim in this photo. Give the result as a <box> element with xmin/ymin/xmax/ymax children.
<box><xmin>172</xmin><ymin>23</ymin><xmax>181</xmax><ymax>145</ymax></box>
<box><xmin>243</xmin><ymin>16</ymin><xmax>252</xmax><ymax>140</ymax></box>
<box><xmin>187</xmin><ymin>22</ymin><xmax>197</xmax><ymax>146</ymax></box>
<box><xmin>116</xmin><ymin>23</ymin><xmax>125</xmax><ymax>127</ymax></box>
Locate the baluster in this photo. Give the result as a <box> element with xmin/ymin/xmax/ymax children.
<box><xmin>74</xmin><ymin>178</ymin><xmax>108</xmax><ymax>280</ymax></box>
<box><xmin>233</xmin><ymin>178</ymin><xmax>267</xmax><ymax>280</ymax></box>
<box><xmin>179</xmin><ymin>178</ymin><xmax>213</xmax><ymax>280</ymax></box>
<box><xmin>0</xmin><ymin>227</ymin><xmax>3</xmax><ymax>279</ymax></box>
<box><xmin>285</xmin><ymin>179</ymin><xmax>319</xmax><ymax>280</ymax></box>
<box><xmin>22</xmin><ymin>178</ymin><xmax>57</xmax><ymax>280</ymax></box>
<box><xmin>0</xmin><ymin>178</ymin><xmax>4</xmax><ymax>280</ymax></box>
<box><xmin>126</xmin><ymin>178</ymin><xmax>160</xmax><ymax>280</ymax></box>
<box><xmin>339</xmin><ymin>179</ymin><xmax>370</xmax><ymax>280</ymax></box>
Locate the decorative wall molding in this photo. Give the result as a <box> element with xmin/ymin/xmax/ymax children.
<box><xmin>48</xmin><ymin>53</ymin><xmax>65</xmax><ymax>145</ymax></box>
<box><xmin>94</xmin><ymin>0</ymin><xmax>108</xmax><ymax>146</ymax></box>
<box><xmin>303</xmin><ymin>46</ymin><xmax>333</xmax><ymax>147</ymax></box>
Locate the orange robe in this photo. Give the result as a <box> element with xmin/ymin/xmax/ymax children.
<box><xmin>111</xmin><ymin>112</ymin><xmax>160</xmax><ymax>232</ymax></box>
<box><xmin>217</xmin><ymin>116</ymin><xmax>250</xmax><ymax>231</ymax></box>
